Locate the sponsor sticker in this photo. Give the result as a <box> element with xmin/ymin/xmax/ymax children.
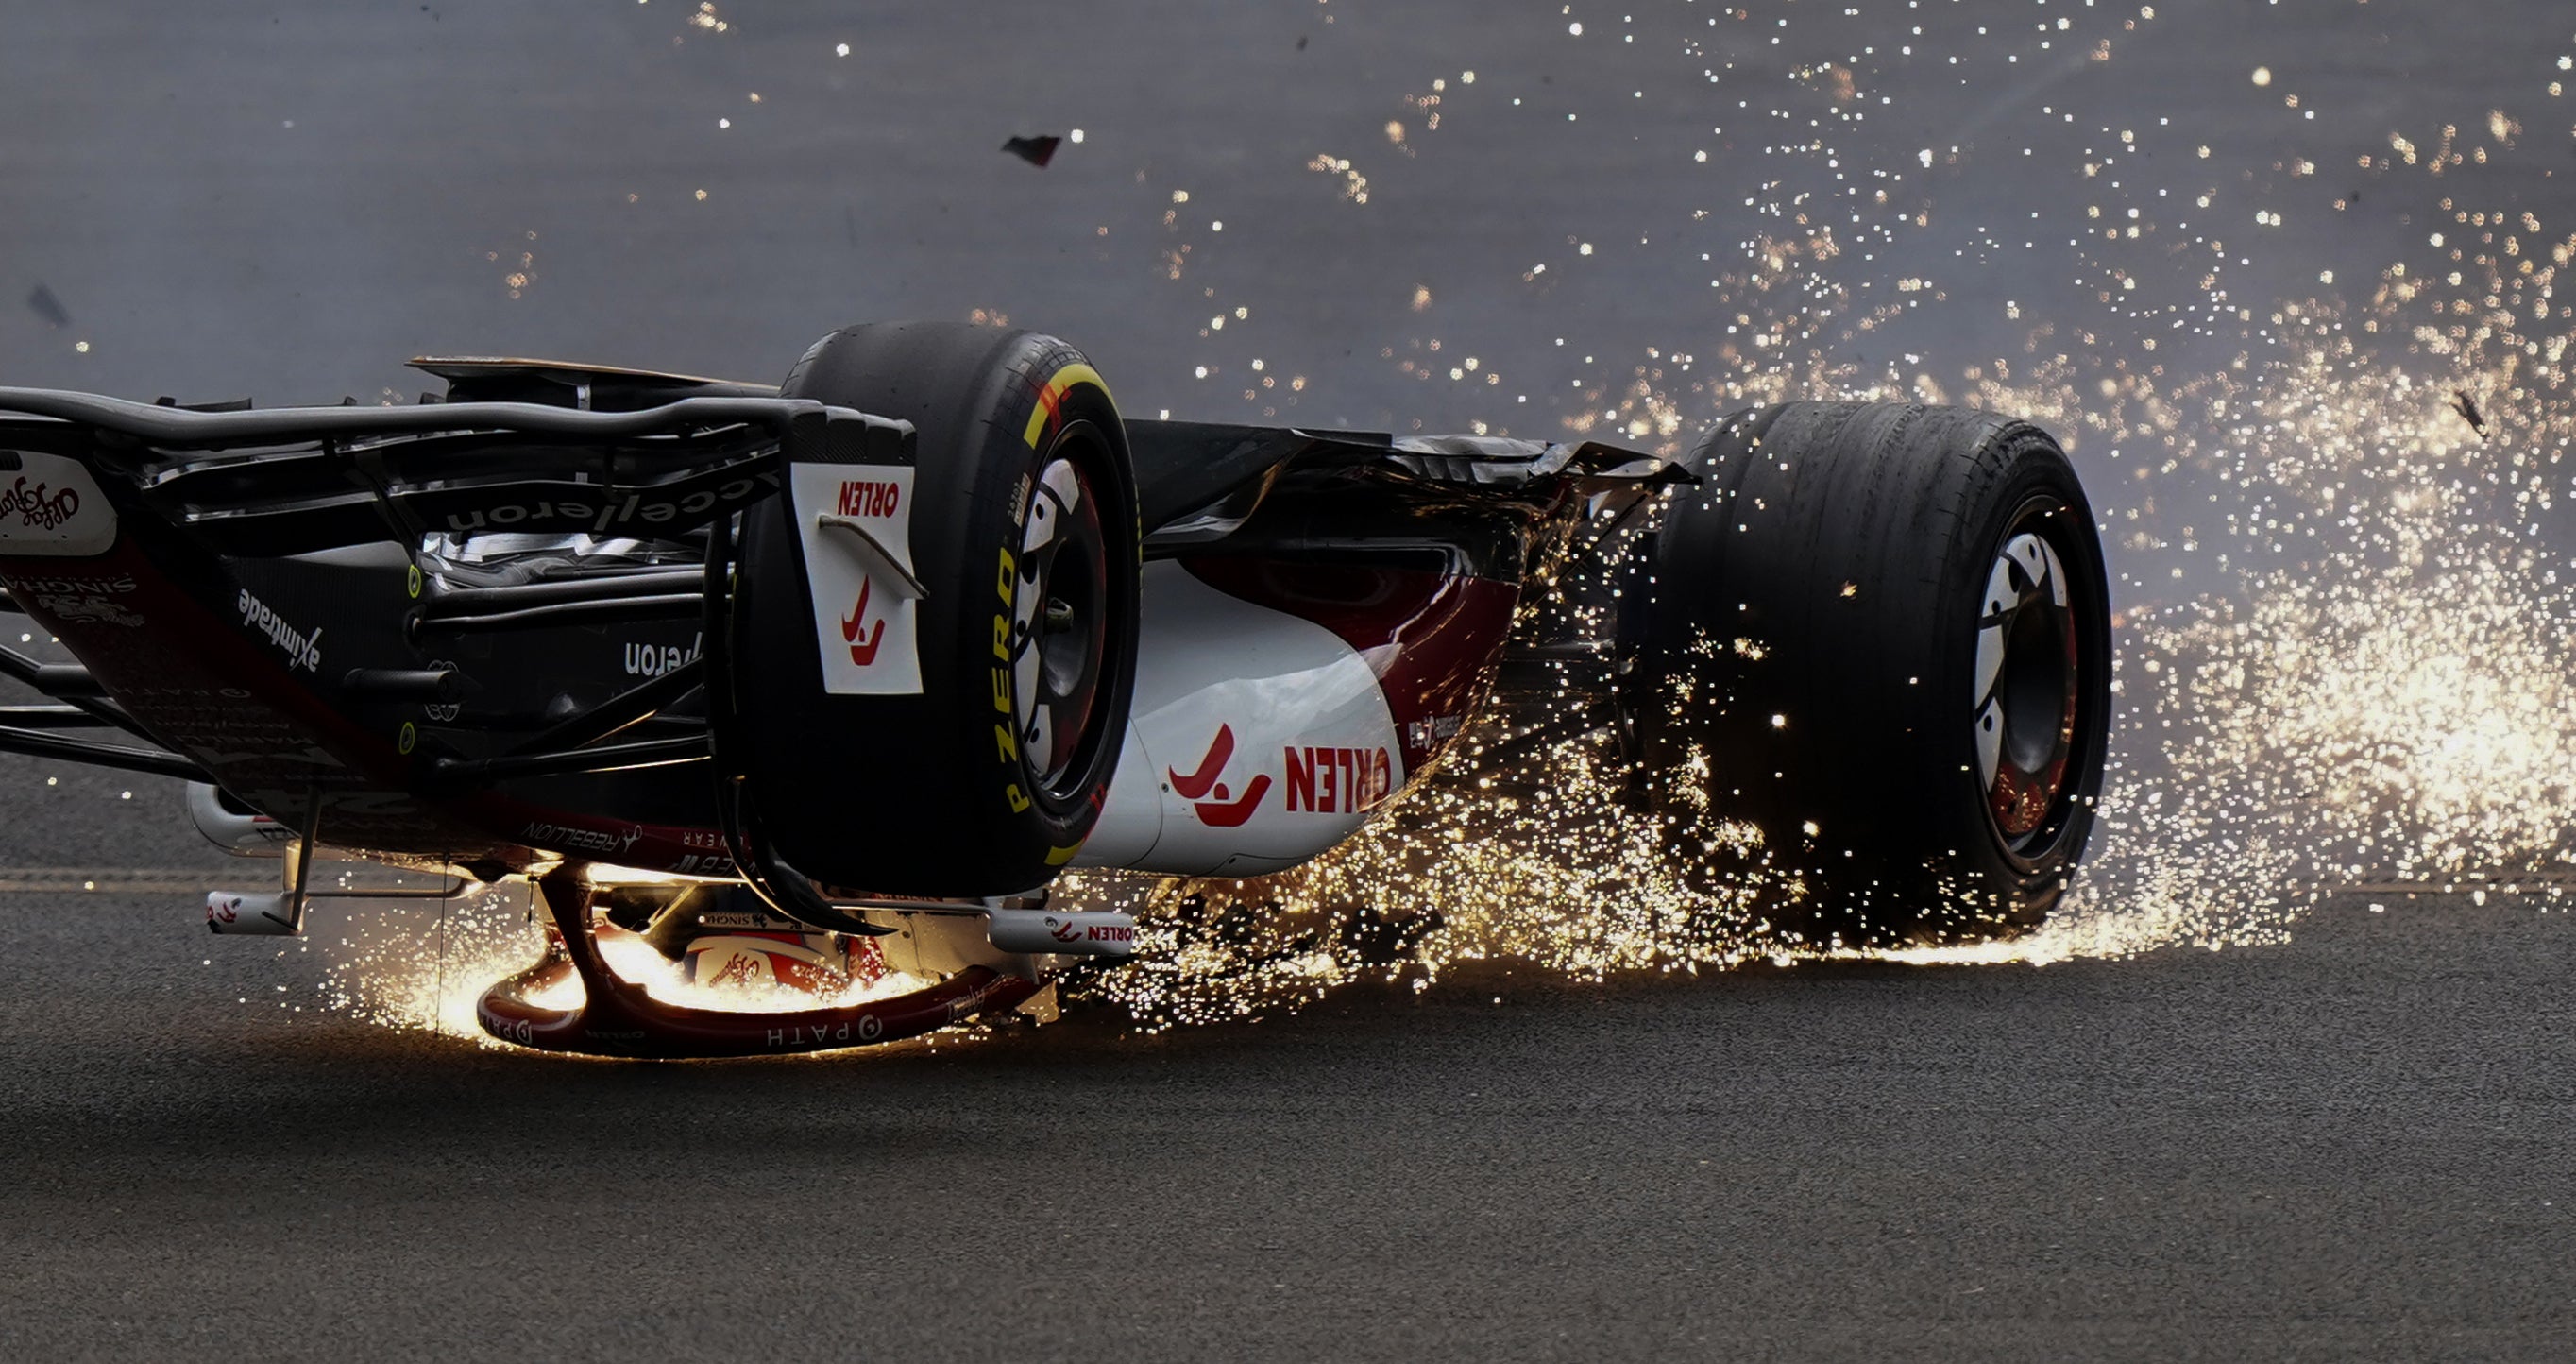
<box><xmin>4</xmin><ymin>572</ymin><xmax>135</xmax><ymax>595</ymax></box>
<box><xmin>766</xmin><ymin>1014</ymin><xmax>883</xmax><ymax>1048</ymax></box>
<box><xmin>790</xmin><ymin>463</ymin><xmax>922</xmax><ymax>695</ymax></box>
<box><xmin>431</xmin><ymin>468</ymin><xmax>782</xmax><ymax>535</ymax></box>
<box><xmin>695</xmin><ymin>910</ymin><xmax>799</xmax><ymax>930</ymax></box>
<box><xmin>235</xmin><ymin>588</ymin><xmax>324</xmax><ymax>673</ymax></box>
<box><xmin>32</xmin><ymin>594</ymin><xmax>143</xmax><ymax>627</ymax></box>
<box><xmin>1282</xmin><ymin>744</ymin><xmax>1395</xmax><ymax>813</ymax></box>
<box><xmin>1047</xmin><ymin>916</ymin><xmax>1134</xmax><ymax>946</ymax></box>
<box><xmin>623</xmin><ymin>634</ymin><xmax>701</xmax><ymax>678</ymax></box>
<box><xmin>0</xmin><ymin>452</ymin><xmax>115</xmax><ymax>557</ymax></box>
<box><xmin>1167</xmin><ymin>725</ymin><xmax>1395</xmax><ymax>823</ymax></box>
<box><xmin>1167</xmin><ymin>723</ymin><xmax>1270</xmax><ymax>827</ymax></box>
<box><xmin>519</xmin><ymin>820</ymin><xmax>644</xmax><ymax>855</ymax></box>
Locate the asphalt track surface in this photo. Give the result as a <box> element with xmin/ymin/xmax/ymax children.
<box><xmin>6</xmin><ymin>3</ymin><xmax>2576</xmax><ymax>1359</ymax></box>
<box><xmin>3</xmin><ymin>868</ymin><xmax>2571</xmax><ymax>1362</ymax></box>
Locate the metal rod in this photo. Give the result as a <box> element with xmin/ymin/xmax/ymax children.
<box><xmin>308</xmin><ymin>881</ymin><xmax>473</xmax><ymax>900</ymax></box>
<box><xmin>418</xmin><ymin>568</ymin><xmax>708</xmax><ymax>616</ymax></box>
<box><xmin>813</xmin><ymin>516</ymin><xmax>929</xmax><ymax>599</ymax></box>
<box><xmin>340</xmin><ymin>668</ymin><xmax>462</xmax><ymax>703</ymax></box>
<box><xmin>502</xmin><ymin>659</ymin><xmax>703</xmax><ymax>759</ymax></box>
<box><xmin>0</xmin><ymin>646</ymin><xmax>161</xmax><ymax>741</ymax></box>
<box><xmin>279</xmin><ymin>789</ymin><xmax>320</xmax><ymax>935</ymax></box>
<box><xmin>0</xmin><ymin>725</ymin><xmax>210</xmax><ymax>782</ymax></box>
<box><xmin>410</xmin><ymin>593</ymin><xmax>704</xmax><ymax>634</ymax></box>
<box><xmin>29</xmin><ymin>664</ymin><xmax>104</xmax><ymax>696</ymax></box>
<box><xmin>692</xmin><ymin>511</ymin><xmax>890</xmax><ymax>939</ymax></box>
<box><xmin>427</xmin><ymin>734</ymin><xmax>708</xmax><ymax>783</ymax></box>
<box><xmin>0</xmin><ymin>645</ymin><xmax>104</xmax><ymax>698</ymax></box>
<box><xmin>67</xmin><ymin>696</ymin><xmax>149</xmax><ymax>740</ymax></box>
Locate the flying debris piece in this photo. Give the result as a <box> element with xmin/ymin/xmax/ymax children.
<box><xmin>25</xmin><ymin>284</ymin><xmax>69</xmax><ymax>329</ymax></box>
<box><xmin>2449</xmin><ymin>387</ymin><xmax>2490</xmax><ymax>440</ymax></box>
<box><xmin>1001</xmin><ymin>134</ymin><xmax>1061</xmax><ymax>167</ymax></box>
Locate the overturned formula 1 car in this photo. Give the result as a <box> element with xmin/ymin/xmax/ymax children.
<box><xmin>0</xmin><ymin>322</ymin><xmax>2110</xmax><ymax>1055</ymax></box>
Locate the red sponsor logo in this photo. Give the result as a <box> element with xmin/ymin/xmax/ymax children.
<box><xmin>0</xmin><ymin>476</ymin><xmax>79</xmax><ymax>530</ymax></box>
<box><xmin>836</xmin><ymin>479</ymin><xmax>901</xmax><ymax>519</ymax></box>
<box><xmin>1169</xmin><ymin>724</ymin><xmax>1270</xmax><ymax>827</ymax></box>
<box><xmin>1283</xmin><ymin>746</ymin><xmax>1394</xmax><ymax>813</ymax></box>
<box><xmin>841</xmin><ymin>576</ymin><xmax>886</xmax><ymax>666</ymax></box>
<box><xmin>1048</xmin><ymin>920</ymin><xmax>1131</xmax><ymax>945</ymax></box>
<box><xmin>686</xmin><ymin>929</ymin><xmax>885</xmax><ymax>997</ymax></box>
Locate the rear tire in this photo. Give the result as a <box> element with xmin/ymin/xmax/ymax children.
<box><xmin>733</xmin><ymin>322</ymin><xmax>1140</xmax><ymax>895</ymax></box>
<box><xmin>1622</xmin><ymin>402</ymin><xmax>2111</xmax><ymax>944</ymax></box>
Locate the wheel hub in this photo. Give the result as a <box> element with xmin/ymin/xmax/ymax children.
<box><xmin>1008</xmin><ymin>440</ymin><xmax>1112</xmax><ymax>799</ymax></box>
<box><xmin>1972</xmin><ymin>516</ymin><xmax>2081</xmax><ymax>847</ymax></box>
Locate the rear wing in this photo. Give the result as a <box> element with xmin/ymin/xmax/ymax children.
<box><xmin>0</xmin><ymin>387</ymin><xmax>910</xmax><ymax>558</ymax></box>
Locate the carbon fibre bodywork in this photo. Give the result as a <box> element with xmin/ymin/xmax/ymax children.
<box><xmin>0</xmin><ymin>360</ymin><xmax>1682</xmax><ymax>882</ymax></box>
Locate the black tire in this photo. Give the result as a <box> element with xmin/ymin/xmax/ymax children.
<box><xmin>1622</xmin><ymin>402</ymin><xmax>2111</xmax><ymax>944</ymax></box>
<box><xmin>732</xmin><ymin>322</ymin><xmax>1141</xmax><ymax>896</ymax></box>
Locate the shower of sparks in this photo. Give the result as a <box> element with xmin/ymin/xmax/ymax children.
<box><xmin>318</xmin><ymin>885</ymin><xmax>545</xmax><ymax>1042</ymax></box>
<box><xmin>313</xmin><ymin>1</ymin><xmax>2576</xmax><ymax>1050</ymax></box>
<box><xmin>1059</xmin><ymin>2</ymin><xmax>2576</xmax><ymax>1030</ymax></box>
<box><xmin>312</xmin><ymin>884</ymin><xmax>940</xmax><ymax>1046</ymax></box>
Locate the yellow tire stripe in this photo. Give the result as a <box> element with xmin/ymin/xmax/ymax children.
<box><xmin>1020</xmin><ymin>356</ymin><xmax>1114</xmax><ymax>847</ymax></box>
<box><xmin>1022</xmin><ymin>362</ymin><xmax>1112</xmax><ymax>449</ymax></box>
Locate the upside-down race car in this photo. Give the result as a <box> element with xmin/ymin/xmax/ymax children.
<box><xmin>0</xmin><ymin>322</ymin><xmax>2110</xmax><ymax>1055</ymax></box>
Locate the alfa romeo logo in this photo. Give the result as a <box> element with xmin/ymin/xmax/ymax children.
<box><xmin>0</xmin><ymin>476</ymin><xmax>79</xmax><ymax>531</ymax></box>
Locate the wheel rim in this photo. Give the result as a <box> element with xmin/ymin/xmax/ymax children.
<box><xmin>1972</xmin><ymin>500</ymin><xmax>2085</xmax><ymax>855</ymax></box>
<box><xmin>1008</xmin><ymin>424</ymin><xmax>1113</xmax><ymax>802</ymax></box>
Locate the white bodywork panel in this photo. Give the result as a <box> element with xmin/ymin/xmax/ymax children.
<box><xmin>0</xmin><ymin>451</ymin><xmax>115</xmax><ymax>557</ymax></box>
<box><xmin>187</xmin><ymin>782</ymin><xmax>291</xmax><ymax>857</ymax></box>
<box><xmin>788</xmin><ymin>463</ymin><xmax>922</xmax><ymax>695</ymax></box>
<box><xmin>1076</xmin><ymin>560</ymin><xmax>1406</xmax><ymax>878</ymax></box>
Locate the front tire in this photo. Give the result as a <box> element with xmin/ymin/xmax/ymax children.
<box><xmin>734</xmin><ymin>322</ymin><xmax>1141</xmax><ymax>896</ymax></box>
<box><xmin>1622</xmin><ymin>402</ymin><xmax>2111</xmax><ymax>944</ymax></box>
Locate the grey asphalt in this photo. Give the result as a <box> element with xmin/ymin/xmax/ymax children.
<box><xmin>5</xmin><ymin>2</ymin><xmax>2576</xmax><ymax>1359</ymax></box>
<box><xmin>2</xmin><ymin>863</ymin><xmax>2569</xmax><ymax>1361</ymax></box>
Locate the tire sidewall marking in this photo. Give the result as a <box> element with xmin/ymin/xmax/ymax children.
<box><xmin>991</xmin><ymin>359</ymin><xmax>1120</xmax><ymax>829</ymax></box>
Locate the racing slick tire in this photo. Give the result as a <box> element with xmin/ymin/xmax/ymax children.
<box><xmin>1621</xmin><ymin>402</ymin><xmax>2110</xmax><ymax>945</ymax></box>
<box><xmin>731</xmin><ymin>322</ymin><xmax>1141</xmax><ymax>895</ymax></box>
